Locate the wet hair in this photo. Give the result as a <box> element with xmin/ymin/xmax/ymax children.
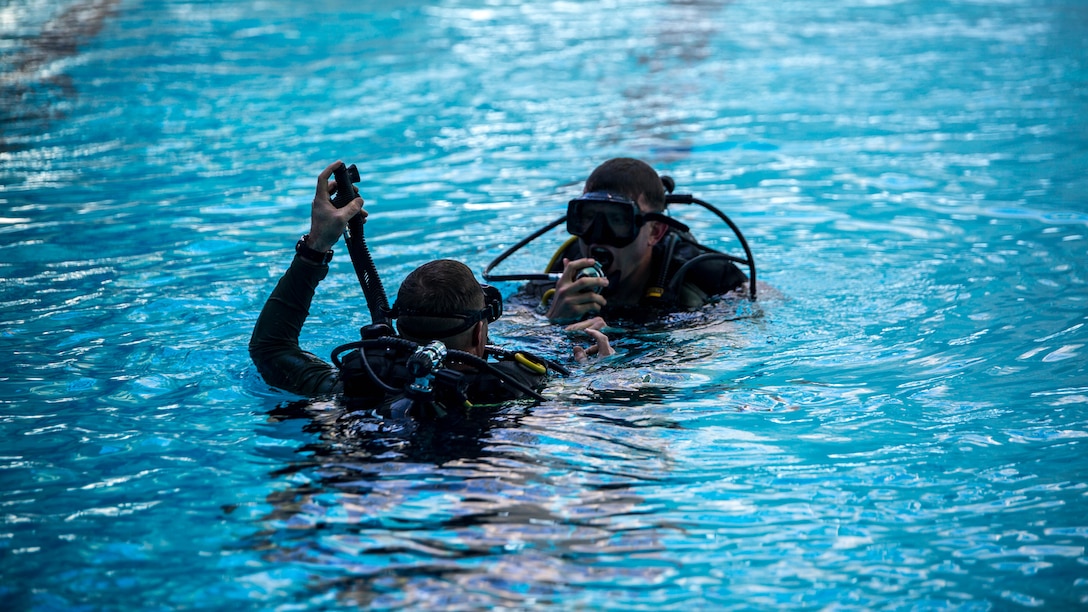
<box><xmin>584</xmin><ymin>158</ymin><xmax>667</xmax><ymax>212</ymax></box>
<box><xmin>395</xmin><ymin>259</ymin><xmax>484</xmax><ymax>347</ymax></box>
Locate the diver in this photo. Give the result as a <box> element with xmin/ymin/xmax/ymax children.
<box><xmin>487</xmin><ymin>157</ymin><xmax>756</xmax><ymax>329</ymax></box>
<box><xmin>249</xmin><ymin>161</ymin><xmax>613</xmax><ymax>418</ymax></box>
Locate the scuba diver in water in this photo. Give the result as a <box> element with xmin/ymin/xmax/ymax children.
<box><xmin>250</xmin><ymin>161</ymin><xmax>613</xmax><ymax>419</ymax></box>
<box><xmin>486</xmin><ymin>157</ymin><xmax>757</xmax><ymax>329</ymax></box>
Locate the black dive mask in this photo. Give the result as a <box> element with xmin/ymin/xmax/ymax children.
<box><xmin>392</xmin><ymin>284</ymin><xmax>503</xmax><ymax>338</ymax></box>
<box><xmin>567</xmin><ymin>191</ymin><xmax>674</xmax><ymax>248</ymax></box>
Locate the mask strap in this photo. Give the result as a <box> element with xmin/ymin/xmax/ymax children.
<box><xmin>394</xmin><ymin>311</ymin><xmax>484</xmax><ymax>339</ymax></box>
<box><xmin>642</xmin><ymin>212</ymin><xmax>690</xmax><ymax>233</ymax></box>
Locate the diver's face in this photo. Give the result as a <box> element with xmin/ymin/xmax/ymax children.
<box><xmin>581</xmin><ymin>196</ymin><xmax>659</xmax><ymax>297</ymax></box>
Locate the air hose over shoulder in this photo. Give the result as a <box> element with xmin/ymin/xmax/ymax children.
<box><xmin>482</xmin><ymin>180</ymin><xmax>757</xmax><ymax>300</ymax></box>
<box><xmin>331</xmin><ymin>337</ymin><xmax>548</xmax><ymax>403</ymax></box>
<box><xmin>331</xmin><ymin>163</ymin><xmax>393</xmax><ymax>327</ymax></box>
<box><xmin>664</xmin><ymin>193</ymin><xmax>757</xmax><ymax>300</ymax></box>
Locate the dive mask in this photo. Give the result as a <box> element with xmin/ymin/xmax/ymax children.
<box><xmin>567</xmin><ymin>191</ymin><xmax>673</xmax><ymax>248</ymax></box>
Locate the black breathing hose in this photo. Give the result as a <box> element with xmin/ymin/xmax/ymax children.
<box><xmin>482</xmin><ymin>215</ymin><xmax>567</xmax><ymax>283</ymax></box>
<box><xmin>665</xmin><ymin>194</ymin><xmax>757</xmax><ymax>300</ymax></box>
<box><xmin>331</xmin><ymin>163</ymin><xmax>393</xmax><ymax>326</ymax></box>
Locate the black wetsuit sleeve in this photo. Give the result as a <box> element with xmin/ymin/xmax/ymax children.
<box><xmin>249</xmin><ymin>255</ymin><xmax>343</xmax><ymax>396</ymax></box>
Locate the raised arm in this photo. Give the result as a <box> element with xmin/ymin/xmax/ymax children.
<box><xmin>248</xmin><ymin>161</ymin><xmax>365</xmax><ymax>396</ymax></box>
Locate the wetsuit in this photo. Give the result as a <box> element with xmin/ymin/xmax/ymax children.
<box><xmin>249</xmin><ymin>255</ymin><xmax>547</xmax><ymax>406</ymax></box>
<box><xmin>522</xmin><ymin>230</ymin><xmax>749</xmax><ymax>322</ymax></box>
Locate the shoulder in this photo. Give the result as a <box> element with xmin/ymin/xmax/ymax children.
<box><xmin>657</xmin><ymin>232</ymin><xmax>748</xmax><ymax>305</ymax></box>
<box><xmin>488</xmin><ymin>354</ymin><xmax>549</xmax><ymax>387</ymax></box>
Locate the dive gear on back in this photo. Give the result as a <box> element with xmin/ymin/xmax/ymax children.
<box><xmin>331</xmin><ymin>332</ymin><xmax>563</xmax><ymax>420</ymax></box>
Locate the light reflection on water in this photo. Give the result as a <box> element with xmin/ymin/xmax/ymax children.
<box><xmin>2</xmin><ymin>0</ymin><xmax>1088</xmax><ymax>609</ymax></box>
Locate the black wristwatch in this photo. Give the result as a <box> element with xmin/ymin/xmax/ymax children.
<box><xmin>295</xmin><ymin>235</ymin><xmax>333</xmax><ymax>265</ymax></box>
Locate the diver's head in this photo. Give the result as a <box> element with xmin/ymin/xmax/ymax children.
<box><xmin>584</xmin><ymin>158</ymin><xmax>667</xmax><ymax>213</ymax></box>
<box><xmin>393</xmin><ymin>260</ymin><xmax>502</xmax><ymax>356</ymax></box>
<box><xmin>567</xmin><ymin>159</ymin><xmax>671</xmax><ymax>302</ymax></box>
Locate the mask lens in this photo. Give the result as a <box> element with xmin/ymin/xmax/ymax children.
<box><xmin>566</xmin><ymin>200</ymin><xmax>595</xmax><ymax>236</ymax></box>
<box><xmin>566</xmin><ymin>195</ymin><xmax>640</xmax><ymax>247</ymax></box>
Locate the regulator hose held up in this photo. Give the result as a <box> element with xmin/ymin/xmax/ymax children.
<box><xmin>331</xmin><ymin>162</ymin><xmax>393</xmax><ymax>326</ymax></box>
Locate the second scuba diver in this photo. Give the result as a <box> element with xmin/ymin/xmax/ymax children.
<box><xmin>495</xmin><ymin>157</ymin><xmax>755</xmax><ymax>330</ymax></box>
<box><xmin>249</xmin><ymin>161</ymin><xmax>613</xmax><ymax>420</ymax></box>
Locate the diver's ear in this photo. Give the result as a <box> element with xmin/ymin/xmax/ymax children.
<box><xmin>472</xmin><ymin>321</ymin><xmax>487</xmax><ymax>356</ymax></box>
<box><xmin>648</xmin><ymin>219</ymin><xmax>669</xmax><ymax>245</ymax></box>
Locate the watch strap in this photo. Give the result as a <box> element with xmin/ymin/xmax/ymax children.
<box><xmin>295</xmin><ymin>235</ymin><xmax>333</xmax><ymax>265</ymax></box>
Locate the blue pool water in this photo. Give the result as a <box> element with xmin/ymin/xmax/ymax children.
<box><xmin>3</xmin><ymin>0</ymin><xmax>1087</xmax><ymax>609</ymax></box>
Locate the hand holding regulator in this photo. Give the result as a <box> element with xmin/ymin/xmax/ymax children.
<box><xmin>574</xmin><ymin>260</ymin><xmax>605</xmax><ymax>294</ymax></box>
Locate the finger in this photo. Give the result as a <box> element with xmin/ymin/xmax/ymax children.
<box><xmin>598</xmin><ymin>339</ymin><xmax>614</xmax><ymax>357</ymax></box>
<box><xmin>561</xmin><ymin>257</ymin><xmax>594</xmax><ymax>282</ymax></box>
<box><xmin>568</xmin><ymin>290</ymin><xmax>606</xmax><ymax>309</ymax></box>
<box><xmin>581</xmin><ymin>316</ymin><xmax>607</xmax><ymax>331</ymax></box>
<box><xmin>564</xmin><ymin>319</ymin><xmax>593</xmax><ymax>332</ymax></box>
<box><xmin>572</xmin><ymin>276</ymin><xmax>608</xmax><ymax>294</ymax></box>
<box><xmin>339</xmin><ymin>196</ymin><xmax>364</xmax><ymax>218</ymax></box>
<box><xmin>328</xmin><ymin>179</ymin><xmax>361</xmax><ymax>200</ymax></box>
<box><xmin>585</xmin><ymin>329</ymin><xmax>614</xmax><ymax>357</ymax></box>
<box><xmin>317</xmin><ymin>161</ymin><xmax>342</xmax><ymax>197</ymax></box>
<box><xmin>573</xmin><ymin>345</ymin><xmax>587</xmax><ymax>363</ymax></box>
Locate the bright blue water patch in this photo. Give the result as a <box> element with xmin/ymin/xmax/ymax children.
<box><xmin>2</xmin><ymin>0</ymin><xmax>1088</xmax><ymax>609</ymax></box>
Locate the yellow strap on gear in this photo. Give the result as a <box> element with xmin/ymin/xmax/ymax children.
<box><xmin>645</xmin><ymin>286</ymin><xmax>664</xmax><ymax>299</ymax></box>
<box><xmin>514</xmin><ymin>352</ymin><xmax>548</xmax><ymax>375</ymax></box>
<box><xmin>544</xmin><ymin>236</ymin><xmax>580</xmax><ymax>274</ymax></box>
<box><xmin>540</xmin><ymin>288</ymin><xmax>556</xmax><ymax>309</ymax></box>
<box><xmin>540</xmin><ymin>236</ymin><xmax>577</xmax><ymax>311</ymax></box>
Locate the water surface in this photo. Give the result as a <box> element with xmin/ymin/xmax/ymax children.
<box><xmin>2</xmin><ymin>0</ymin><xmax>1087</xmax><ymax>609</ymax></box>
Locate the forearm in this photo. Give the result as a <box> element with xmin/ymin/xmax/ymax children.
<box><xmin>249</xmin><ymin>255</ymin><xmax>342</xmax><ymax>396</ymax></box>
